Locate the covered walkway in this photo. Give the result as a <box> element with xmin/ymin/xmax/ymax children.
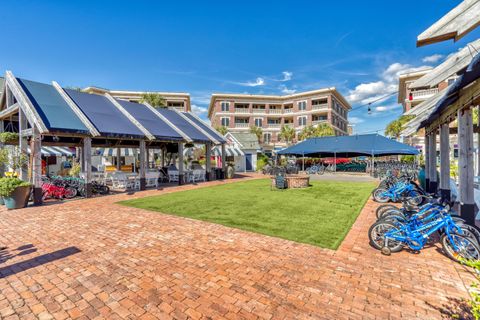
<box><xmin>0</xmin><ymin>71</ymin><xmax>227</xmax><ymax>205</ymax></box>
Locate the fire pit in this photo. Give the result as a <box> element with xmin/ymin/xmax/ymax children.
<box><xmin>271</xmin><ymin>174</ymin><xmax>310</xmax><ymax>189</ymax></box>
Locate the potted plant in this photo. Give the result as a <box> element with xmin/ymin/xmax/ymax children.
<box><xmin>0</xmin><ymin>177</ymin><xmax>31</xmax><ymax>209</ymax></box>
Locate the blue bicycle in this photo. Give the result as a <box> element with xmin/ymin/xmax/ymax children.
<box><xmin>372</xmin><ymin>180</ymin><xmax>424</xmax><ymax>206</ymax></box>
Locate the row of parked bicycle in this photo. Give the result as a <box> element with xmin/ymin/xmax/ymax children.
<box><xmin>369</xmin><ymin>173</ymin><xmax>480</xmax><ymax>262</ymax></box>
<box><xmin>41</xmin><ymin>176</ymin><xmax>110</xmax><ymax>200</ymax></box>
<box><xmin>372</xmin><ymin>162</ymin><xmax>419</xmax><ymax>180</ymax></box>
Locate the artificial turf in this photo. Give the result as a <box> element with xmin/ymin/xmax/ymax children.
<box><xmin>118</xmin><ymin>179</ymin><xmax>375</xmax><ymax>249</ymax></box>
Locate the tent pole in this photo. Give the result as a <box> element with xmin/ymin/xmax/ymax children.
<box><xmin>302</xmin><ymin>152</ymin><xmax>305</xmax><ymax>172</ymax></box>
<box><xmin>334</xmin><ymin>152</ymin><xmax>336</xmax><ymax>173</ymax></box>
<box><xmin>371</xmin><ymin>153</ymin><xmax>375</xmax><ymax>176</ymax></box>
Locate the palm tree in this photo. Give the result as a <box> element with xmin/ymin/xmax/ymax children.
<box><xmin>215</xmin><ymin>126</ymin><xmax>228</xmax><ymax>135</ymax></box>
<box><xmin>278</xmin><ymin>125</ymin><xmax>296</xmax><ymax>145</ymax></box>
<box><xmin>140</xmin><ymin>93</ymin><xmax>166</xmax><ymax>108</ymax></box>
<box><xmin>250</xmin><ymin>126</ymin><xmax>263</xmax><ymax>140</ymax></box>
<box><xmin>315</xmin><ymin>123</ymin><xmax>335</xmax><ymax>137</ymax></box>
<box><xmin>385</xmin><ymin>115</ymin><xmax>415</xmax><ymax>139</ymax></box>
<box><xmin>298</xmin><ymin>125</ymin><xmax>317</xmax><ymax>140</ymax></box>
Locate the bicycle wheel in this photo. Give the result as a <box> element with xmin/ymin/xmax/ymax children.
<box><xmin>441</xmin><ymin>233</ymin><xmax>480</xmax><ymax>262</ymax></box>
<box><xmin>372</xmin><ymin>188</ymin><xmax>390</xmax><ymax>203</ymax></box>
<box><xmin>64</xmin><ymin>187</ymin><xmax>77</xmax><ymax>199</ymax></box>
<box><xmin>368</xmin><ymin>221</ymin><xmax>404</xmax><ymax>252</ymax></box>
<box><xmin>375</xmin><ymin>204</ymin><xmax>398</xmax><ymax>219</ymax></box>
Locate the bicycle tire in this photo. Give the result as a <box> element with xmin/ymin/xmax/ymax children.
<box><xmin>375</xmin><ymin>204</ymin><xmax>398</xmax><ymax>219</ymax></box>
<box><xmin>368</xmin><ymin>221</ymin><xmax>404</xmax><ymax>252</ymax></box>
<box><xmin>441</xmin><ymin>233</ymin><xmax>480</xmax><ymax>262</ymax></box>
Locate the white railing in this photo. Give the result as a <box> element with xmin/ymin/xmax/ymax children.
<box><xmin>168</xmin><ymin>106</ymin><xmax>185</xmax><ymax>111</ymax></box>
<box><xmin>411</xmin><ymin>88</ymin><xmax>439</xmax><ymax>100</ymax></box>
<box><xmin>267</xmin><ymin>123</ymin><xmax>281</xmax><ymax>128</ymax></box>
<box><xmin>235</xmin><ymin>123</ymin><xmax>250</xmax><ymax>128</ymax></box>
<box><xmin>234</xmin><ymin>108</ymin><xmax>250</xmax><ymax>114</ymax></box>
<box><xmin>252</xmin><ymin>109</ymin><xmax>266</xmax><ymax>114</ymax></box>
<box><xmin>312</xmin><ymin>120</ymin><xmax>327</xmax><ymax>125</ymax></box>
<box><xmin>283</xmin><ymin>109</ymin><xmax>293</xmax><ymax>114</ymax></box>
<box><xmin>312</xmin><ymin>104</ymin><xmax>328</xmax><ymax>110</ymax></box>
<box><xmin>269</xmin><ymin>109</ymin><xmax>282</xmax><ymax>114</ymax></box>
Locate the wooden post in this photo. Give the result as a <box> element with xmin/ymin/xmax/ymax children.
<box><xmin>439</xmin><ymin>123</ymin><xmax>451</xmax><ymax>201</ymax></box>
<box><xmin>18</xmin><ymin>108</ymin><xmax>28</xmax><ymax>180</ymax></box>
<box><xmin>116</xmin><ymin>148</ymin><xmax>121</xmax><ymax>170</ymax></box>
<box><xmin>178</xmin><ymin>143</ymin><xmax>184</xmax><ymax>185</ymax></box>
<box><xmin>0</xmin><ymin>119</ymin><xmax>4</xmax><ymax>177</ymax></box>
<box><xmin>79</xmin><ymin>147</ymin><xmax>85</xmax><ymax>173</ymax></box>
<box><xmin>429</xmin><ymin>131</ymin><xmax>438</xmax><ymax>193</ymax></box>
<box><xmin>83</xmin><ymin>137</ymin><xmax>92</xmax><ymax>198</ymax></box>
<box><xmin>424</xmin><ymin>133</ymin><xmax>430</xmax><ymax>192</ymax></box>
<box><xmin>221</xmin><ymin>144</ymin><xmax>226</xmax><ymax>179</ymax></box>
<box><xmin>32</xmin><ymin>128</ymin><xmax>42</xmax><ymax>205</ymax></box>
<box><xmin>205</xmin><ymin>142</ymin><xmax>212</xmax><ymax>181</ymax></box>
<box><xmin>139</xmin><ymin>140</ymin><xmax>146</xmax><ymax>190</ymax></box>
<box><xmin>458</xmin><ymin>108</ymin><xmax>475</xmax><ymax>225</ymax></box>
<box><xmin>146</xmin><ymin>147</ymin><xmax>150</xmax><ymax>169</ymax></box>
<box><xmin>478</xmin><ymin>105</ymin><xmax>480</xmax><ymax>177</ymax></box>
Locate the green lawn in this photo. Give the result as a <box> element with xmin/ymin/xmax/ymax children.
<box><xmin>118</xmin><ymin>179</ymin><xmax>375</xmax><ymax>249</ymax></box>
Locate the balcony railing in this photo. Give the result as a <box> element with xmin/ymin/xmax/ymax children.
<box><xmin>168</xmin><ymin>106</ymin><xmax>185</xmax><ymax>111</ymax></box>
<box><xmin>268</xmin><ymin>109</ymin><xmax>282</xmax><ymax>114</ymax></box>
<box><xmin>234</xmin><ymin>108</ymin><xmax>250</xmax><ymax>114</ymax></box>
<box><xmin>252</xmin><ymin>109</ymin><xmax>266</xmax><ymax>114</ymax></box>
<box><xmin>267</xmin><ymin>123</ymin><xmax>281</xmax><ymax>128</ymax></box>
<box><xmin>312</xmin><ymin>120</ymin><xmax>327</xmax><ymax>125</ymax></box>
<box><xmin>312</xmin><ymin>103</ymin><xmax>328</xmax><ymax>110</ymax></box>
<box><xmin>411</xmin><ymin>88</ymin><xmax>439</xmax><ymax>100</ymax></box>
<box><xmin>283</xmin><ymin>109</ymin><xmax>293</xmax><ymax>114</ymax></box>
<box><xmin>234</xmin><ymin>123</ymin><xmax>250</xmax><ymax>128</ymax></box>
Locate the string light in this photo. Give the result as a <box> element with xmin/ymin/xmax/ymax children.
<box><xmin>367</xmin><ymin>103</ymin><xmax>372</xmax><ymax>115</ymax></box>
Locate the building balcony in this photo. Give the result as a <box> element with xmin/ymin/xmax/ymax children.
<box><xmin>268</xmin><ymin>109</ymin><xmax>282</xmax><ymax>114</ymax></box>
<box><xmin>252</xmin><ymin>109</ymin><xmax>266</xmax><ymax>114</ymax></box>
<box><xmin>283</xmin><ymin>109</ymin><xmax>293</xmax><ymax>114</ymax></box>
<box><xmin>168</xmin><ymin>106</ymin><xmax>185</xmax><ymax>111</ymax></box>
<box><xmin>410</xmin><ymin>88</ymin><xmax>439</xmax><ymax>101</ymax></box>
<box><xmin>312</xmin><ymin>103</ymin><xmax>328</xmax><ymax>110</ymax></box>
<box><xmin>267</xmin><ymin>123</ymin><xmax>281</xmax><ymax>129</ymax></box>
<box><xmin>234</xmin><ymin>108</ymin><xmax>250</xmax><ymax>114</ymax></box>
<box><xmin>234</xmin><ymin>123</ymin><xmax>250</xmax><ymax>128</ymax></box>
<box><xmin>312</xmin><ymin>120</ymin><xmax>328</xmax><ymax>126</ymax></box>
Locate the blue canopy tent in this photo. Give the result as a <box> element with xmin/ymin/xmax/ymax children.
<box><xmin>277</xmin><ymin>134</ymin><xmax>419</xmax><ymax>157</ymax></box>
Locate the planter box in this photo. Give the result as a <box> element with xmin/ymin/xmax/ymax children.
<box><xmin>3</xmin><ymin>186</ymin><xmax>31</xmax><ymax>210</ymax></box>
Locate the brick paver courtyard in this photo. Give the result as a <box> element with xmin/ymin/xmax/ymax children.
<box><xmin>0</xmin><ymin>175</ymin><xmax>476</xmax><ymax>319</ymax></box>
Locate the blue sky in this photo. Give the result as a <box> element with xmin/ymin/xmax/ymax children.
<box><xmin>2</xmin><ymin>0</ymin><xmax>480</xmax><ymax>134</ymax></box>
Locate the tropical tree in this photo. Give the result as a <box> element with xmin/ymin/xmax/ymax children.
<box><xmin>385</xmin><ymin>115</ymin><xmax>415</xmax><ymax>139</ymax></box>
<box><xmin>278</xmin><ymin>125</ymin><xmax>296</xmax><ymax>145</ymax></box>
<box><xmin>298</xmin><ymin>123</ymin><xmax>335</xmax><ymax>140</ymax></box>
<box><xmin>215</xmin><ymin>126</ymin><xmax>228</xmax><ymax>135</ymax></box>
<box><xmin>250</xmin><ymin>126</ymin><xmax>262</xmax><ymax>140</ymax></box>
<box><xmin>140</xmin><ymin>93</ymin><xmax>166</xmax><ymax>108</ymax></box>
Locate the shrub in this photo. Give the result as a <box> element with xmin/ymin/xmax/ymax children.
<box><xmin>0</xmin><ymin>132</ymin><xmax>19</xmax><ymax>144</ymax></box>
<box><xmin>256</xmin><ymin>154</ymin><xmax>269</xmax><ymax>171</ymax></box>
<box><xmin>0</xmin><ymin>177</ymin><xmax>31</xmax><ymax>197</ymax></box>
<box><xmin>69</xmin><ymin>161</ymin><xmax>81</xmax><ymax>177</ymax></box>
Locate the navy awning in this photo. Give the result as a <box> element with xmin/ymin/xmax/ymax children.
<box><xmin>17</xmin><ymin>79</ymin><xmax>90</xmax><ymax>134</ymax></box>
<box><xmin>278</xmin><ymin>134</ymin><xmax>419</xmax><ymax>157</ymax></box>
<box><xmin>182</xmin><ymin>112</ymin><xmax>226</xmax><ymax>143</ymax></box>
<box><xmin>116</xmin><ymin>100</ymin><xmax>183</xmax><ymax>141</ymax></box>
<box><xmin>64</xmin><ymin>89</ymin><xmax>145</xmax><ymax>139</ymax></box>
<box><xmin>156</xmin><ymin>109</ymin><xmax>211</xmax><ymax>143</ymax></box>
<box><xmin>420</xmin><ymin>52</ymin><xmax>480</xmax><ymax>128</ymax></box>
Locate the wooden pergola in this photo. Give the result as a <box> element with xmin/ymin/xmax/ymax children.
<box><xmin>0</xmin><ymin>71</ymin><xmax>227</xmax><ymax>206</ymax></box>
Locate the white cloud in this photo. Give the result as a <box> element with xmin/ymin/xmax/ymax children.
<box><xmin>239</xmin><ymin>77</ymin><xmax>265</xmax><ymax>87</ymax></box>
<box><xmin>279</xmin><ymin>84</ymin><xmax>296</xmax><ymax>94</ymax></box>
<box><xmin>281</xmin><ymin>71</ymin><xmax>292</xmax><ymax>81</ymax></box>
<box><xmin>347</xmin><ymin>63</ymin><xmax>431</xmax><ymax>104</ymax></box>
<box><xmin>422</xmin><ymin>54</ymin><xmax>444</xmax><ymax>63</ymax></box>
<box><xmin>191</xmin><ymin>104</ymin><xmax>208</xmax><ymax>116</ymax></box>
<box><xmin>349</xmin><ymin>116</ymin><xmax>364</xmax><ymax>124</ymax></box>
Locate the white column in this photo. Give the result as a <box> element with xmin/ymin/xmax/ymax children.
<box><xmin>221</xmin><ymin>144</ymin><xmax>226</xmax><ymax>178</ymax></box>
<box><xmin>139</xmin><ymin>140</ymin><xmax>146</xmax><ymax>190</ymax></box>
<box><xmin>116</xmin><ymin>148</ymin><xmax>121</xmax><ymax>171</ymax></box>
<box><xmin>424</xmin><ymin>133</ymin><xmax>430</xmax><ymax>191</ymax></box>
<box><xmin>18</xmin><ymin>108</ymin><xmax>28</xmax><ymax>180</ymax></box>
<box><xmin>83</xmin><ymin>137</ymin><xmax>92</xmax><ymax>197</ymax></box>
<box><xmin>32</xmin><ymin>128</ymin><xmax>42</xmax><ymax>205</ymax></box>
<box><xmin>178</xmin><ymin>143</ymin><xmax>184</xmax><ymax>185</ymax></box>
<box><xmin>205</xmin><ymin>142</ymin><xmax>212</xmax><ymax>180</ymax></box>
<box><xmin>439</xmin><ymin>123</ymin><xmax>451</xmax><ymax>200</ymax></box>
<box><xmin>458</xmin><ymin>107</ymin><xmax>475</xmax><ymax>224</ymax></box>
<box><xmin>429</xmin><ymin>131</ymin><xmax>438</xmax><ymax>192</ymax></box>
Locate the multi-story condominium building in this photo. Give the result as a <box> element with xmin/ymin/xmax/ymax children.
<box><xmin>208</xmin><ymin>88</ymin><xmax>351</xmax><ymax>150</ymax></box>
<box><xmin>82</xmin><ymin>86</ymin><xmax>191</xmax><ymax>112</ymax></box>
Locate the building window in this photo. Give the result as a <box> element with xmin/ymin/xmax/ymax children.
<box><xmin>221</xmin><ymin>101</ymin><xmax>230</xmax><ymax>112</ymax></box>
<box><xmin>221</xmin><ymin>117</ymin><xmax>230</xmax><ymax>127</ymax></box>
<box><xmin>263</xmin><ymin>133</ymin><xmax>272</xmax><ymax>143</ymax></box>
<box><xmin>298</xmin><ymin>116</ymin><xmax>307</xmax><ymax>126</ymax></box>
<box><xmin>298</xmin><ymin>101</ymin><xmax>307</xmax><ymax>111</ymax></box>
<box><xmin>254</xmin><ymin>118</ymin><xmax>263</xmax><ymax>127</ymax></box>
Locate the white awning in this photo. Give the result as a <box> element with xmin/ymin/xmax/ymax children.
<box><xmin>417</xmin><ymin>0</ymin><xmax>480</xmax><ymax>47</ymax></box>
<box><xmin>27</xmin><ymin>146</ymin><xmax>75</xmax><ymax>157</ymax></box>
<box><xmin>411</xmin><ymin>38</ymin><xmax>480</xmax><ymax>89</ymax></box>
<box><xmin>94</xmin><ymin>148</ymin><xmax>137</xmax><ymax>157</ymax></box>
<box><xmin>212</xmin><ymin>145</ymin><xmax>244</xmax><ymax>157</ymax></box>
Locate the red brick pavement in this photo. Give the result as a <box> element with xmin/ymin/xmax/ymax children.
<box><xmin>0</xmin><ymin>174</ymin><xmax>476</xmax><ymax>319</ymax></box>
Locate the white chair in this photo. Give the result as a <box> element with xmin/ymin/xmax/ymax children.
<box><xmin>168</xmin><ymin>170</ymin><xmax>179</xmax><ymax>183</ymax></box>
<box><xmin>146</xmin><ymin>171</ymin><xmax>159</xmax><ymax>188</ymax></box>
<box><xmin>112</xmin><ymin>172</ymin><xmax>135</xmax><ymax>190</ymax></box>
<box><xmin>190</xmin><ymin>170</ymin><xmax>206</xmax><ymax>183</ymax></box>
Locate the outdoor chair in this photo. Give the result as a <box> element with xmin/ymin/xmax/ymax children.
<box><xmin>146</xmin><ymin>171</ymin><xmax>159</xmax><ymax>188</ymax></box>
<box><xmin>190</xmin><ymin>170</ymin><xmax>206</xmax><ymax>183</ymax></box>
<box><xmin>112</xmin><ymin>172</ymin><xmax>135</xmax><ymax>190</ymax></box>
<box><xmin>168</xmin><ymin>170</ymin><xmax>179</xmax><ymax>183</ymax></box>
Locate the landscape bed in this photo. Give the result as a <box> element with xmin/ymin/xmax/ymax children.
<box><xmin>119</xmin><ymin>179</ymin><xmax>375</xmax><ymax>249</ymax></box>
